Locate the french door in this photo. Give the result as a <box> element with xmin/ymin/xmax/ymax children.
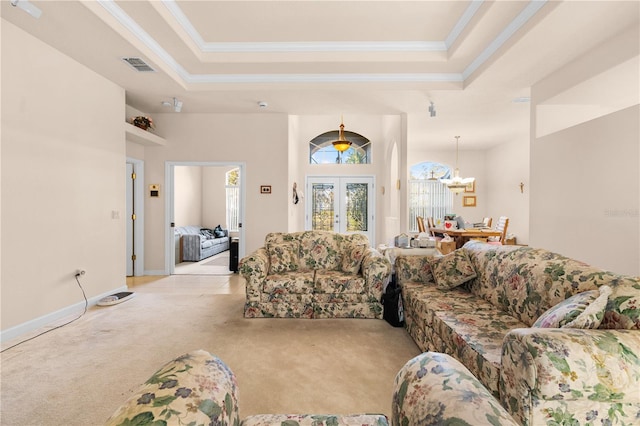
<box><xmin>306</xmin><ymin>176</ymin><xmax>375</xmax><ymax>243</ymax></box>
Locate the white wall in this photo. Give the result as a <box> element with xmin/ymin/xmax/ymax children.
<box><xmin>174</xmin><ymin>166</ymin><xmax>203</xmax><ymax>227</ymax></box>
<box><xmin>530</xmin><ymin>25</ymin><xmax>639</xmax><ymax>275</ymax></box>
<box><xmin>530</xmin><ymin>105</ymin><xmax>639</xmax><ymax>275</ymax></box>
<box><xmin>1</xmin><ymin>20</ymin><xmax>126</xmax><ymax>333</ymax></box>
<box><xmin>485</xmin><ymin>138</ymin><xmax>530</xmax><ymax>244</ymax></box>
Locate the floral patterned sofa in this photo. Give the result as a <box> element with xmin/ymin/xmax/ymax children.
<box><xmin>395</xmin><ymin>241</ymin><xmax>640</xmax><ymax>425</ymax></box>
<box><xmin>106</xmin><ymin>349</ymin><xmax>517</xmax><ymax>426</ymax></box>
<box><xmin>240</xmin><ymin>231</ymin><xmax>391</xmax><ymax>318</ymax></box>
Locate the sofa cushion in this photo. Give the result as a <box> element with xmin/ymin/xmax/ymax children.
<box><xmin>533</xmin><ymin>286</ymin><xmax>611</xmax><ymax>329</ymax></box>
<box><xmin>428</xmin><ymin>249</ymin><xmax>477</xmax><ymax>289</ymax></box>
<box><xmin>267</xmin><ymin>242</ymin><xmax>300</xmax><ymax>274</ymax></box>
<box><xmin>464</xmin><ymin>241</ymin><xmax>638</xmax><ymax>327</ymax></box>
<box><xmin>341</xmin><ymin>243</ymin><xmax>367</xmax><ymax>274</ymax></box>
<box><xmin>314</xmin><ymin>270</ymin><xmax>366</xmax><ymax>294</ymax></box>
<box><xmin>263</xmin><ymin>271</ymin><xmax>314</xmax><ymax>294</ymax></box>
<box><xmin>299</xmin><ymin>232</ymin><xmax>343</xmax><ymax>271</ymax></box>
<box><xmin>201</xmin><ymin>239</ymin><xmax>215</xmax><ymax>249</ymax></box>
<box><xmin>242</xmin><ymin>414</ymin><xmax>389</xmax><ymax>426</ymax></box>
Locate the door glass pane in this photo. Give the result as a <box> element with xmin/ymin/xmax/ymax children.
<box><xmin>312</xmin><ymin>183</ymin><xmax>335</xmax><ymax>231</ymax></box>
<box><xmin>345</xmin><ymin>183</ymin><xmax>368</xmax><ymax>232</ymax></box>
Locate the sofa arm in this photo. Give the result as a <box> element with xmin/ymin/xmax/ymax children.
<box><xmin>239</xmin><ymin>248</ymin><xmax>269</xmax><ymax>302</ymax></box>
<box><xmin>181</xmin><ymin>233</ymin><xmax>204</xmax><ymax>261</ymax></box>
<box><xmin>501</xmin><ymin>328</ymin><xmax>640</xmax><ymax>426</ymax></box>
<box><xmin>392</xmin><ymin>352</ymin><xmax>518</xmax><ymax>426</ymax></box>
<box><xmin>394</xmin><ymin>255</ymin><xmax>435</xmax><ymax>285</ymax></box>
<box><xmin>105</xmin><ymin>350</ymin><xmax>240</xmax><ymax>426</ymax></box>
<box><xmin>361</xmin><ymin>248</ymin><xmax>391</xmax><ymax>301</ymax></box>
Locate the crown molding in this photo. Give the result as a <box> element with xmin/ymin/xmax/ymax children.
<box><xmin>96</xmin><ymin>0</ymin><xmax>546</xmax><ymax>86</ymax></box>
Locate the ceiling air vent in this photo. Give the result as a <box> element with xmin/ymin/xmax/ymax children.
<box><xmin>121</xmin><ymin>57</ymin><xmax>156</xmax><ymax>72</ymax></box>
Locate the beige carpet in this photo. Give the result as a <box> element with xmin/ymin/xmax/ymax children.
<box><xmin>0</xmin><ymin>274</ymin><xmax>420</xmax><ymax>425</ymax></box>
<box><xmin>174</xmin><ymin>250</ymin><xmax>233</xmax><ymax>275</ymax></box>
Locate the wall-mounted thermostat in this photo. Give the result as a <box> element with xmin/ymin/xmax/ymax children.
<box><xmin>149</xmin><ymin>184</ymin><xmax>160</xmax><ymax>197</ymax></box>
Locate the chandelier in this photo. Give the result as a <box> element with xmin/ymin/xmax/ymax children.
<box><xmin>331</xmin><ymin>117</ymin><xmax>352</xmax><ymax>153</ymax></box>
<box><xmin>440</xmin><ymin>136</ymin><xmax>474</xmax><ymax>194</ymax></box>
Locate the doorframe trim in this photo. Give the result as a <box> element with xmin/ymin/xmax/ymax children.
<box><xmin>126</xmin><ymin>157</ymin><xmax>145</xmax><ymax>276</ymax></box>
<box><xmin>164</xmin><ymin>161</ymin><xmax>246</xmax><ymax>275</ymax></box>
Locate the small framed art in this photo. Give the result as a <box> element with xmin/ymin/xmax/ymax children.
<box><xmin>260</xmin><ymin>185</ymin><xmax>272</xmax><ymax>194</ymax></box>
<box><xmin>465</xmin><ymin>181</ymin><xmax>475</xmax><ymax>193</ymax></box>
<box><xmin>463</xmin><ymin>196</ymin><xmax>476</xmax><ymax>207</ymax></box>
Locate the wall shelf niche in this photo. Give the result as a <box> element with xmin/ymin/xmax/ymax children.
<box><xmin>125</xmin><ymin>122</ymin><xmax>166</xmax><ymax>147</ymax></box>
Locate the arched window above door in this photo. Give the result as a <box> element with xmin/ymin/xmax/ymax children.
<box><xmin>410</xmin><ymin>161</ymin><xmax>451</xmax><ymax>180</ymax></box>
<box><xmin>309</xmin><ymin>131</ymin><xmax>371</xmax><ymax>164</ymax></box>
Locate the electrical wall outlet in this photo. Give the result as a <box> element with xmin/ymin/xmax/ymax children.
<box><xmin>76</xmin><ymin>269</ymin><xmax>86</xmax><ymax>277</ymax></box>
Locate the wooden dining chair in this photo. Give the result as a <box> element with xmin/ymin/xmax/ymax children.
<box><xmin>488</xmin><ymin>216</ymin><xmax>509</xmax><ymax>245</ymax></box>
<box><xmin>416</xmin><ymin>216</ymin><xmax>426</xmax><ymax>233</ymax></box>
<box><xmin>426</xmin><ymin>217</ymin><xmax>444</xmax><ymax>240</ymax></box>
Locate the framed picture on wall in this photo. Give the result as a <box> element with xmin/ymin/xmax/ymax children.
<box><xmin>465</xmin><ymin>181</ymin><xmax>475</xmax><ymax>193</ymax></box>
<box><xmin>463</xmin><ymin>196</ymin><xmax>476</xmax><ymax>207</ymax></box>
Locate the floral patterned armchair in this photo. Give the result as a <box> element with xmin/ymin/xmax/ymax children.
<box><xmin>240</xmin><ymin>231</ymin><xmax>390</xmax><ymax>319</ymax></box>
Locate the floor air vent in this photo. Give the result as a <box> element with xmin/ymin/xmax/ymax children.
<box><xmin>121</xmin><ymin>57</ymin><xmax>156</xmax><ymax>72</ymax></box>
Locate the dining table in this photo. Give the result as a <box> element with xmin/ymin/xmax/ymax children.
<box><xmin>429</xmin><ymin>227</ymin><xmax>502</xmax><ymax>248</ymax></box>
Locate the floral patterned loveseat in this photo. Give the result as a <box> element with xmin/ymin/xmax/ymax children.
<box><xmin>395</xmin><ymin>241</ymin><xmax>640</xmax><ymax>426</ymax></box>
<box><xmin>106</xmin><ymin>349</ymin><xmax>518</xmax><ymax>426</ymax></box>
<box><xmin>240</xmin><ymin>231</ymin><xmax>391</xmax><ymax>318</ymax></box>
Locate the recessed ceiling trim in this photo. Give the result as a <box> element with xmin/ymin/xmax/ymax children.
<box><xmin>184</xmin><ymin>73</ymin><xmax>464</xmax><ymax>85</ymax></box>
<box><xmin>161</xmin><ymin>0</ymin><xmax>447</xmax><ymax>53</ymax></box>
<box><xmin>444</xmin><ymin>0</ymin><xmax>484</xmax><ymax>49</ymax></box>
<box><xmin>200</xmin><ymin>41</ymin><xmax>447</xmax><ymax>54</ymax></box>
<box><xmin>96</xmin><ymin>0</ymin><xmax>544</xmax><ymax>87</ymax></box>
<box><xmin>463</xmin><ymin>0</ymin><xmax>547</xmax><ymax>80</ymax></box>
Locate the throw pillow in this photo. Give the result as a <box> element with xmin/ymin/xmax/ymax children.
<box><xmin>428</xmin><ymin>249</ymin><xmax>477</xmax><ymax>290</ymax></box>
<box><xmin>267</xmin><ymin>242</ymin><xmax>300</xmax><ymax>274</ymax></box>
<box><xmin>200</xmin><ymin>228</ymin><xmax>214</xmax><ymax>238</ymax></box>
<box><xmin>341</xmin><ymin>243</ymin><xmax>368</xmax><ymax>274</ymax></box>
<box><xmin>600</xmin><ymin>280</ymin><xmax>640</xmax><ymax>330</ymax></box>
<box><xmin>533</xmin><ymin>285</ymin><xmax>612</xmax><ymax>329</ymax></box>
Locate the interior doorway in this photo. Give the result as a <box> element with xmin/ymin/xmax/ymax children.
<box><xmin>165</xmin><ymin>161</ymin><xmax>246</xmax><ymax>275</ymax></box>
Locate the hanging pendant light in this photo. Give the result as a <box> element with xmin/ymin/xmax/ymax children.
<box><xmin>440</xmin><ymin>136</ymin><xmax>474</xmax><ymax>194</ymax></box>
<box><xmin>331</xmin><ymin>116</ymin><xmax>352</xmax><ymax>153</ymax></box>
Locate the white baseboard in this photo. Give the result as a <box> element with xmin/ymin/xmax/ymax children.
<box><xmin>0</xmin><ymin>285</ymin><xmax>128</xmax><ymax>345</ymax></box>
